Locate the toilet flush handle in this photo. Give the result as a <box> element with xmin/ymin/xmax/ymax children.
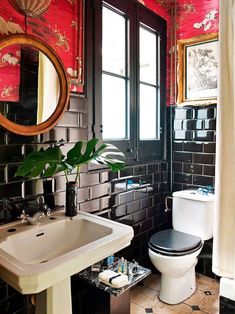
<box><xmin>165</xmin><ymin>196</ymin><xmax>173</xmax><ymax>212</ymax></box>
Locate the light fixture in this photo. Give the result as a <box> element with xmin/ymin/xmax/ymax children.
<box><xmin>9</xmin><ymin>0</ymin><xmax>51</xmax><ymax>18</ymax></box>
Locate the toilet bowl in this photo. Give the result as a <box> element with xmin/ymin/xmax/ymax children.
<box><xmin>148</xmin><ymin>190</ymin><xmax>214</xmax><ymax>304</ymax></box>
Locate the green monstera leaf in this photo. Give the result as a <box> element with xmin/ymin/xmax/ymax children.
<box><xmin>15</xmin><ymin>146</ymin><xmax>68</xmax><ymax>179</ymax></box>
<box><xmin>15</xmin><ymin>139</ymin><xmax>125</xmax><ymax>182</ymax></box>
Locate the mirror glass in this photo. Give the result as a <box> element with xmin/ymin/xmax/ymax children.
<box><xmin>0</xmin><ymin>34</ymin><xmax>69</xmax><ymax>136</ymax></box>
<box><xmin>0</xmin><ymin>43</ymin><xmax>60</xmax><ymax>126</ymax></box>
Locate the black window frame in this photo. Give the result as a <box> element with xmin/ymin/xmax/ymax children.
<box><xmin>85</xmin><ymin>0</ymin><xmax>167</xmax><ymax>164</ymax></box>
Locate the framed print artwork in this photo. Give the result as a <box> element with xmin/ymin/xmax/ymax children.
<box><xmin>177</xmin><ymin>33</ymin><xmax>219</xmax><ymax>105</ymax></box>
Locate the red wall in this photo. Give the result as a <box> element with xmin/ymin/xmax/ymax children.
<box><xmin>177</xmin><ymin>0</ymin><xmax>219</xmax><ymax>39</ymax></box>
<box><xmin>0</xmin><ymin>0</ymin><xmax>219</xmax><ymax>104</ymax></box>
<box><xmin>140</xmin><ymin>0</ymin><xmax>219</xmax><ymax>105</ymax></box>
<box><xmin>0</xmin><ymin>0</ymin><xmax>83</xmax><ymax>101</ymax></box>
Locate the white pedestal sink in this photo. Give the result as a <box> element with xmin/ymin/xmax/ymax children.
<box><xmin>0</xmin><ymin>211</ymin><xmax>134</xmax><ymax>314</ymax></box>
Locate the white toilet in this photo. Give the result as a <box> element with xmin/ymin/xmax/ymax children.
<box><xmin>148</xmin><ymin>189</ymin><xmax>214</xmax><ymax>304</ymax></box>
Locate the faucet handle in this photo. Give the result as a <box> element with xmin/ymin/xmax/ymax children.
<box><xmin>43</xmin><ymin>205</ymin><xmax>51</xmax><ymax>217</ymax></box>
<box><xmin>20</xmin><ymin>210</ymin><xmax>29</xmax><ymax>223</ymax></box>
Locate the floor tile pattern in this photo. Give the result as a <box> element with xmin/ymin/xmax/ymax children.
<box><xmin>130</xmin><ymin>273</ymin><xmax>219</xmax><ymax>314</ymax></box>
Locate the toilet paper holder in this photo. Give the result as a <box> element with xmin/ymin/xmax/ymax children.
<box><xmin>165</xmin><ymin>196</ymin><xmax>173</xmax><ymax>212</ymax></box>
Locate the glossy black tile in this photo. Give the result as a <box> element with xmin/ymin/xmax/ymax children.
<box><xmin>203</xmin><ymin>165</ymin><xmax>215</xmax><ymax>176</ymax></box>
<box><xmin>184</xmin><ymin>142</ymin><xmax>203</xmax><ymax>152</ymax></box>
<box><xmin>173</xmin><ymin>152</ymin><xmax>192</xmax><ymax>162</ymax></box>
<box><xmin>183</xmin><ymin>119</ymin><xmax>203</xmax><ymax>130</ymax></box>
<box><xmin>68</xmin><ymin>127</ymin><xmax>87</xmax><ymax>142</ymax></box>
<box><xmin>134</xmin><ymin>165</ymin><xmax>147</xmax><ymax>176</ymax></box>
<box><xmin>127</xmin><ymin>200</ymin><xmax>140</xmax><ymax>214</ymax></box>
<box><xmin>133</xmin><ymin>210</ymin><xmax>146</xmax><ymax>223</ymax></box>
<box><xmin>193</xmin><ymin>131</ymin><xmax>214</xmax><ymax>142</ymax></box>
<box><xmin>193</xmin><ymin>153</ymin><xmax>214</xmax><ymax>164</ymax></box>
<box><xmin>0</xmin><ymin>166</ymin><xmax>5</xmax><ymax>184</ymax></box>
<box><xmin>80</xmin><ymin>173</ymin><xmax>100</xmax><ymax>187</ymax></box>
<box><xmin>120</xmin><ymin>167</ymin><xmax>134</xmax><ymax>178</ymax></box>
<box><xmin>173</xmin><ymin>172</ymin><xmax>192</xmax><ymax>184</ymax></box>
<box><xmin>118</xmin><ymin>190</ymin><xmax>134</xmax><ymax>205</ymax></box>
<box><xmin>79</xmin><ymin>199</ymin><xmax>100</xmax><ymax>213</ymax></box>
<box><xmin>0</xmin><ymin>146</ymin><xmax>23</xmax><ymax>164</ymax></box>
<box><xmin>173</xmin><ymin>142</ymin><xmax>183</xmax><ymax>151</ymax></box>
<box><xmin>183</xmin><ymin>163</ymin><xmax>202</xmax><ymax>175</ymax></box>
<box><xmin>173</xmin><ymin>162</ymin><xmax>182</xmax><ymax>172</ymax></box>
<box><xmin>204</xmin><ymin>143</ymin><xmax>216</xmax><ymax>153</ymax></box>
<box><xmin>113</xmin><ymin>205</ymin><xmax>126</xmax><ymax>218</ymax></box>
<box><xmin>118</xmin><ymin>214</ymin><xmax>133</xmax><ymax>226</ymax></box>
<box><xmin>140</xmin><ymin>197</ymin><xmax>152</xmax><ymax>210</ymax></box>
<box><xmin>77</xmin><ymin>187</ymin><xmax>89</xmax><ymax>202</ymax></box>
<box><xmin>91</xmin><ymin>183</ymin><xmax>109</xmax><ymax>199</ymax></box>
<box><xmin>147</xmin><ymin>163</ymin><xmax>160</xmax><ymax>174</ymax></box>
<box><xmin>173</xmin><ymin>120</ymin><xmax>183</xmax><ymax>130</ymax></box>
<box><xmin>204</xmin><ymin>119</ymin><xmax>216</xmax><ymax>130</ymax></box>
<box><xmin>174</xmin><ymin>130</ymin><xmax>192</xmax><ymax>140</ymax></box>
<box><xmin>135</xmin><ymin>187</ymin><xmax>147</xmax><ymax>200</ymax></box>
<box><xmin>147</xmin><ymin>206</ymin><xmax>157</xmax><ymax>218</ymax></box>
<box><xmin>0</xmin><ymin>182</ymin><xmax>22</xmax><ymax>198</ymax></box>
<box><xmin>174</xmin><ymin>108</ymin><xmax>193</xmax><ymax>120</ymax></box>
<box><xmin>79</xmin><ymin>113</ymin><xmax>88</xmax><ymax>128</ymax></box>
<box><xmin>193</xmin><ymin>175</ymin><xmax>214</xmax><ymax>186</ymax></box>
<box><xmin>160</xmin><ymin>162</ymin><xmax>168</xmax><ymax>171</ymax></box>
<box><xmin>194</xmin><ymin>107</ymin><xmax>215</xmax><ymax>119</ymax></box>
<box><xmin>69</xmin><ymin>96</ymin><xmax>87</xmax><ymax>113</ymax></box>
<box><xmin>99</xmin><ymin>196</ymin><xmax>110</xmax><ymax>210</ymax></box>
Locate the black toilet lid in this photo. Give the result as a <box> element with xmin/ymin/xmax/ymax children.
<box><xmin>149</xmin><ymin>229</ymin><xmax>202</xmax><ymax>255</ymax></box>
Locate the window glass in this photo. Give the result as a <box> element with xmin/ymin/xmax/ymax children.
<box><xmin>139</xmin><ymin>84</ymin><xmax>157</xmax><ymax>140</ymax></box>
<box><xmin>102</xmin><ymin>74</ymin><xmax>127</xmax><ymax>139</ymax></box>
<box><xmin>139</xmin><ymin>26</ymin><xmax>156</xmax><ymax>85</ymax></box>
<box><xmin>102</xmin><ymin>6</ymin><xmax>126</xmax><ymax>76</ymax></box>
<box><xmin>102</xmin><ymin>5</ymin><xmax>128</xmax><ymax>140</ymax></box>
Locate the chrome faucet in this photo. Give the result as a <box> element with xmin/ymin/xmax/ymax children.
<box><xmin>20</xmin><ymin>210</ymin><xmax>45</xmax><ymax>226</ymax></box>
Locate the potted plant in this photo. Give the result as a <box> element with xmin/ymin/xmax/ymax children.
<box><xmin>15</xmin><ymin>138</ymin><xmax>125</xmax><ymax>216</ymax></box>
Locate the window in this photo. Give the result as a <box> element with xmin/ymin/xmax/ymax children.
<box><xmin>86</xmin><ymin>0</ymin><xmax>166</xmax><ymax>162</ymax></box>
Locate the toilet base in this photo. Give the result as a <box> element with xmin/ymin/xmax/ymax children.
<box><xmin>159</xmin><ymin>266</ymin><xmax>196</xmax><ymax>304</ymax></box>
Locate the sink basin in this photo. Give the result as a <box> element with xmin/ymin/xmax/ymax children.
<box><xmin>0</xmin><ymin>211</ymin><xmax>134</xmax><ymax>295</ymax></box>
<box><xmin>1</xmin><ymin>218</ymin><xmax>112</xmax><ymax>264</ymax></box>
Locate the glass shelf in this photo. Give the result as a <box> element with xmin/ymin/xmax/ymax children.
<box><xmin>78</xmin><ymin>260</ymin><xmax>151</xmax><ymax>297</ymax></box>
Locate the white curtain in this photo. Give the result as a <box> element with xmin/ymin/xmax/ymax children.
<box><xmin>212</xmin><ymin>0</ymin><xmax>235</xmax><ymax>278</ymax></box>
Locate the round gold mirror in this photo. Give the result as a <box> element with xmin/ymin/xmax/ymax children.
<box><xmin>0</xmin><ymin>34</ymin><xmax>69</xmax><ymax>135</ymax></box>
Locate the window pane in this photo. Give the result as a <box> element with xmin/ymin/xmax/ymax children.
<box><xmin>102</xmin><ymin>7</ymin><xmax>126</xmax><ymax>76</ymax></box>
<box><xmin>139</xmin><ymin>84</ymin><xmax>157</xmax><ymax>140</ymax></box>
<box><xmin>102</xmin><ymin>74</ymin><xmax>127</xmax><ymax>139</ymax></box>
<box><xmin>139</xmin><ymin>26</ymin><xmax>156</xmax><ymax>85</ymax></box>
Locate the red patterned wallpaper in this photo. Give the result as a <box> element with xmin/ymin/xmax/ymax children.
<box><xmin>0</xmin><ymin>0</ymin><xmax>219</xmax><ymax>104</ymax></box>
<box><xmin>176</xmin><ymin>0</ymin><xmax>219</xmax><ymax>39</ymax></box>
<box><xmin>0</xmin><ymin>0</ymin><xmax>83</xmax><ymax>102</ymax></box>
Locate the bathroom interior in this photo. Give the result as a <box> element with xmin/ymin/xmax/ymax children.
<box><xmin>0</xmin><ymin>0</ymin><xmax>234</xmax><ymax>313</ymax></box>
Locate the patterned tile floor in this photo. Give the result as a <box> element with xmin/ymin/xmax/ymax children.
<box><xmin>130</xmin><ymin>273</ymin><xmax>219</xmax><ymax>314</ymax></box>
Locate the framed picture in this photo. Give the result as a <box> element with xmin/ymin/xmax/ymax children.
<box><xmin>177</xmin><ymin>33</ymin><xmax>219</xmax><ymax>105</ymax></box>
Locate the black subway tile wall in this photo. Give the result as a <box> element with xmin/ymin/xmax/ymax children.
<box><xmin>172</xmin><ymin>105</ymin><xmax>216</xmax><ymax>191</ymax></box>
<box><xmin>0</xmin><ymin>94</ymin><xmax>169</xmax><ymax>313</ymax></box>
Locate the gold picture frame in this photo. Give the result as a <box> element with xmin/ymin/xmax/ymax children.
<box><xmin>177</xmin><ymin>33</ymin><xmax>219</xmax><ymax>106</ymax></box>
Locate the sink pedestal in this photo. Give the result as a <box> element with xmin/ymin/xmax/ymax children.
<box><xmin>35</xmin><ymin>278</ymin><xmax>72</xmax><ymax>314</ymax></box>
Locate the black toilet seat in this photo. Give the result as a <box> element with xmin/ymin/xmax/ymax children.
<box><xmin>149</xmin><ymin>229</ymin><xmax>203</xmax><ymax>256</ymax></box>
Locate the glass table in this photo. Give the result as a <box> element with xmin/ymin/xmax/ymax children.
<box><xmin>72</xmin><ymin>260</ymin><xmax>151</xmax><ymax>314</ymax></box>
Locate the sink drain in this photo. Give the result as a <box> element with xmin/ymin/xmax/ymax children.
<box><xmin>40</xmin><ymin>260</ymin><xmax>48</xmax><ymax>263</ymax></box>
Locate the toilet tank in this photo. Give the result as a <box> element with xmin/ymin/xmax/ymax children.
<box><xmin>172</xmin><ymin>190</ymin><xmax>215</xmax><ymax>240</ymax></box>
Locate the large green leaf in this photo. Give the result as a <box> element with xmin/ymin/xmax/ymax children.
<box><xmin>15</xmin><ymin>138</ymin><xmax>126</xmax><ymax>180</ymax></box>
<box><xmin>15</xmin><ymin>146</ymin><xmax>64</xmax><ymax>179</ymax></box>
